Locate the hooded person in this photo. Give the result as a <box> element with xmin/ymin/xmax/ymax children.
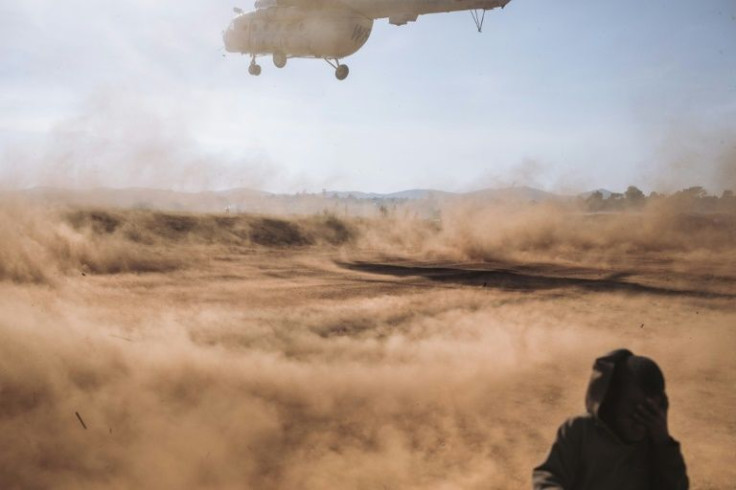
<box><xmin>532</xmin><ymin>349</ymin><xmax>689</xmax><ymax>490</ymax></box>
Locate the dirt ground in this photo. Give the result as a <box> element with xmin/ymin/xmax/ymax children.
<box><xmin>1</xmin><ymin>207</ymin><xmax>734</xmax><ymax>489</ymax></box>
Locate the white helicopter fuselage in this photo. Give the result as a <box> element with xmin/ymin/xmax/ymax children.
<box><xmin>224</xmin><ymin>7</ymin><xmax>373</xmax><ymax>60</ymax></box>
<box><xmin>296</xmin><ymin>0</ymin><xmax>512</xmax><ymax>25</ymax></box>
<box><xmin>223</xmin><ymin>0</ymin><xmax>511</xmax><ymax>79</ymax></box>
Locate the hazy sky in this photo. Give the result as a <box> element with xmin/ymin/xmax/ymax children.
<box><xmin>1</xmin><ymin>0</ymin><xmax>735</xmax><ymax>193</ymax></box>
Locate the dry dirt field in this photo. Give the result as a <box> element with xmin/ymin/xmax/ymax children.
<box><xmin>1</xmin><ymin>204</ymin><xmax>735</xmax><ymax>489</ymax></box>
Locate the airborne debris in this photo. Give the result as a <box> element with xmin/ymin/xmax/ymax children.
<box><xmin>75</xmin><ymin>411</ymin><xmax>87</xmax><ymax>430</ymax></box>
<box><xmin>110</xmin><ymin>334</ymin><xmax>133</xmax><ymax>342</ymax></box>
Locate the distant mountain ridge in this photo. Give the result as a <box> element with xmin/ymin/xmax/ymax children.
<box><xmin>324</xmin><ymin>189</ymin><xmax>456</xmax><ymax>200</ymax></box>
<box><xmin>466</xmin><ymin>186</ymin><xmax>561</xmax><ymax>203</ymax></box>
<box><xmin>3</xmin><ymin>185</ymin><xmax>612</xmax><ymax>214</ymax></box>
<box><xmin>325</xmin><ymin>186</ymin><xmax>567</xmax><ymax>202</ymax></box>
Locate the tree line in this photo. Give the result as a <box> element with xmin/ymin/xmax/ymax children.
<box><xmin>583</xmin><ymin>186</ymin><xmax>736</xmax><ymax>213</ymax></box>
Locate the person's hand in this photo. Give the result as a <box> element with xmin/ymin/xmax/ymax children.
<box><xmin>633</xmin><ymin>396</ymin><xmax>670</xmax><ymax>444</ymax></box>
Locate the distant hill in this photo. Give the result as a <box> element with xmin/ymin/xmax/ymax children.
<box><xmin>467</xmin><ymin>186</ymin><xmax>562</xmax><ymax>203</ymax></box>
<box><xmin>3</xmin><ymin>185</ymin><xmax>620</xmax><ymax>214</ymax></box>
<box><xmin>384</xmin><ymin>189</ymin><xmax>456</xmax><ymax>200</ymax></box>
<box><xmin>326</xmin><ymin>187</ymin><xmax>551</xmax><ymax>202</ymax></box>
<box><xmin>322</xmin><ymin>189</ymin><xmax>455</xmax><ymax>200</ymax></box>
<box><xmin>322</xmin><ymin>191</ymin><xmax>385</xmax><ymax>200</ymax></box>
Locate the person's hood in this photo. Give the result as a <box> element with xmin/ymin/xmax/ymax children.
<box><xmin>585</xmin><ymin>348</ymin><xmax>633</xmax><ymax>419</ymax></box>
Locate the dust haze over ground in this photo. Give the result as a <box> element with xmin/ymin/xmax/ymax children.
<box><xmin>1</xmin><ymin>197</ymin><xmax>735</xmax><ymax>489</ymax></box>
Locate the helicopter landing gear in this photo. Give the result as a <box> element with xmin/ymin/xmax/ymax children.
<box><xmin>470</xmin><ymin>9</ymin><xmax>487</xmax><ymax>32</ymax></box>
<box><xmin>248</xmin><ymin>63</ymin><xmax>262</xmax><ymax>76</ymax></box>
<box><xmin>248</xmin><ymin>56</ymin><xmax>261</xmax><ymax>76</ymax></box>
<box><xmin>335</xmin><ymin>64</ymin><xmax>349</xmax><ymax>80</ymax></box>
<box><xmin>324</xmin><ymin>58</ymin><xmax>349</xmax><ymax>81</ymax></box>
<box><xmin>273</xmin><ymin>52</ymin><xmax>287</xmax><ymax>69</ymax></box>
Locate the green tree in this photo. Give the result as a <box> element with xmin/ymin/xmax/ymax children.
<box><xmin>625</xmin><ymin>185</ymin><xmax>645</xmax><ymax>202</ymax></box>
<box><xmin>679</xmin><ymin>186</ymin><xmax>708</xmax><ymax>199</ymax></box>
<box><xmin>624</xmin><ymin>186</ymin><xmax>645</xmax><ymax>209</ymax></box>
<box><xmin>608</xmin><ymin>192</ymin><xmax>624</xmax><ymax>210</ymax></box>
<box><xmin>585</xmin><ymin>191</ymin><xmax>604</xmax><ymax>211</ymax></box>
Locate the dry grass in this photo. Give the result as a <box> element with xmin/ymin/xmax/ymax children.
<box><xmin>0</xmin><ymin>202</ymin><xmax>734</xmax><ymax>489</ymax></box>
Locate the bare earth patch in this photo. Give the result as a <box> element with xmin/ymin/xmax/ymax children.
<box><xmin>0</xmin><ymin>206</ymin><xmax>734</xmax><ymax>489</ymax></box>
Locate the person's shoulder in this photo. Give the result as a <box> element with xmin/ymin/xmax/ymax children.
<box><xmin>557</xmin><ymin>414</ymin><xmax>596</xmax><ymax>437</ymax></box>
<box><xmin>562</xmin><ymin>414</ymin><xmax>595</xmax><ymax>427</ymax></box>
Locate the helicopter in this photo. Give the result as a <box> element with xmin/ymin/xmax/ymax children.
<box><xmin>223</xmin><ymin>0</ymin><xmax>512</xmax><ymax>80</ymax></box>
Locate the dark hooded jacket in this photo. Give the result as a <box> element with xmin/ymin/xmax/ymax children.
<box><xmin>532</xmin><ymin>349</ymin><xmax>689</xmax><ymax>490</ymax></box>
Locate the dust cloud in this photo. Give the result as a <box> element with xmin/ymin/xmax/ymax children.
<box><xmin>1</xmin><ymin>198</ymin><xmax>735</xmax><ymax>489</ymax></box>
<box><xmin>0</xmin><ymin>93</ymin><xmax>277</xmax><ymax>192</ymax></box>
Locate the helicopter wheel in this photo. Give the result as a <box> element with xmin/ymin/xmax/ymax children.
<box><xmin>335</xmin><ymin>64</ymin><xmax>349</xmax><ymax>81</ymax></box>
<box><xmin>273</xmin><ymin>52</ymin><xmax>287</xmax><ymax>69</ymax></box>
<box><xmin>248</xmin><ymin>62</ymin><xmax>261</xmax><ymax>76</ymax></box>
